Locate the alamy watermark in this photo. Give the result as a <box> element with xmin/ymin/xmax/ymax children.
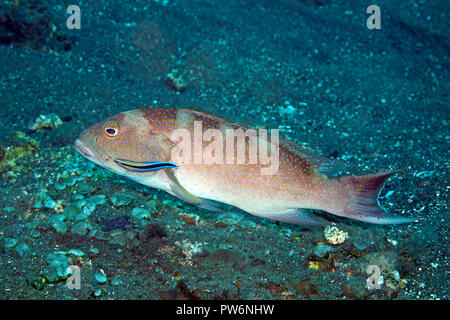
<box><xmin>65</xmin><ymin>5</ymin><xmax>381</xmax><ymax>31</ymax></box>
<box><xmin>366</xmin><ymin>5</ymin><xmax>381</xmax><ymax>30</ymax></box>
<box><xmin>169</xmin><ymin>121</ymin><xmax>280</xmax><ymax>175</ymax></box>
<box><xmin>66</xmin><ymin>265</ymin><xmax>81</xmax><ymax>290</ymax></box>
<box><xmin>66</xmin><ymin>5</ymin><xmax>81</xmax><ymax>30</ymax></box>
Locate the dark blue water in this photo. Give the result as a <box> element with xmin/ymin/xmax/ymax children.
<box><xmin>0</xmin><ymin>0</ymin><xmax>448</xmax><ymax>300</ymax></box>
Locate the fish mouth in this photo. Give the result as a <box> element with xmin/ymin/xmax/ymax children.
<box><xmin>74</xmin><ymin>139</ymin><xmax>97</xmax><ymax>162</ymax></box>
<box><xmin>74</xmin><ymin>139</ymin><xmax>122</xmax><ymax>175</ymax></box>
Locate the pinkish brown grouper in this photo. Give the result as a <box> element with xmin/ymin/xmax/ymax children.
<box><xmin>74</xmin><ymin>108</ymin><xmax>412</xmax><ymax>226</ymax></box>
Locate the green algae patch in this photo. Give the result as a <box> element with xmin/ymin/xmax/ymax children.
<box><xmin>42</xmin><ymin>252</ymin><xmax>73</xmax><ymax>283</ymax></box>
<box><xmin>131</xmin><ymin>207</ymin><xmax>151</xmax><ymax>220</ymax></box>
<box><xmin>15</xmin><ymin>242</ymin><xmax>34</xmax><ymax>258</ymax></box>
<box><xmin>47</xmin><ymin>214</ymin><xmax>68</xmax><ymax>233</ymax></box>
<box><xmin>0</xmin><ymin>131</ymin><xmax>39</xmax><ymax>181</ymax></box>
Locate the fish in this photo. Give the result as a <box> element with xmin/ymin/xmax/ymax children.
<box><xmin>74</xmin><ymin>108</ymin><xmax>412</xmax><ymax>226</ymax></box>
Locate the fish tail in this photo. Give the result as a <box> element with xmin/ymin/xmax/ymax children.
<box><xmin>336</xmin><ymin>170</ymin><xmax>413</xmax><ymax>224</ymax></box>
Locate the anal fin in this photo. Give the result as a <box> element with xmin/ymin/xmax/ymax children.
<box><xmin>248</xmin><ymin>208</ymin><xmax>329</xmax><ymax>226</ymax></box>
<box><xmin>196</xmin><ymin>198</ymin><xmax>226</xmax><ymax>212</ymax></box>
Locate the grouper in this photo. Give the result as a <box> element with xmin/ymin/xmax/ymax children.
<box><xmin>74</xmin><ymin>108</ymin><xmax>412</xmax><ymax>226</ymax></box>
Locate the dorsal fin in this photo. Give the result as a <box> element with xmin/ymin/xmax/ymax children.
<box><xmin>179</xmin><ymin>109</ymin><xmax>344</xmax><ymax>176</ymax></box>
<box><xmin>281</xmin><ymin>139</ymin><xmax>344</xmax><ymax>176</ymax></box>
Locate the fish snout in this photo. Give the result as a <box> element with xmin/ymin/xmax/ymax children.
<box><xmin>74</xmin><ymin>139</ymin><xmax>96</xmax><ymax>161</ymax></box>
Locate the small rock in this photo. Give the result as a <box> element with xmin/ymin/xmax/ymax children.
<box><xmin>131</xmin><ymin>207</ymin><xmax>150</xmax><ymax>220</ymax></box>
<box><xmin>89</xmin><ymin>248</ymin><xmax>100</xmax><ymax>254</ymax></box>
<box><xmin>41</xmin><ymin>267</ymin><xmax>60</xmax><ymax>283</ymax></box>
<box><xmin>93</xmin><ymin>288</ymin><xmax>102</xmax><ymax>297</ymax></box>
<box><xmin>240</xmin><ymin>219</ymin><xmax>257</xmax><ymax>229</ymax></box>
<box><xmin>66</xmin><ymin>177</ymin><xmax>77</xmax><ymax>187</ymax></box>
<box><xmin>313</xmin><ymin>244</ymin><xmax>336</xmax><ymax>258</ymax></box>
<box><xmin>63</xmin><ymin>201</ymin><xmax>85</xmax><ymax>220</ymax></box>
<box><xmin>56</xmin><ymin>264</ymin><xmax>73</xmax><ymax>277</ymax></box>
<box><xmin>216</xmin><ymin>212</ymin><xmax>243</xmax><ymax>226</ymax></box>
<box><xmin>387</xmin><ymin>238</ymin><xmax>398</xmax><ymax>246</ymax></box>
<box><xmin>110</xmin><ymin>193</ymin><xmax>134</xmax><ymax>207</ymax></box>
<box><xmin>78</xmin><ymin>183</ymin><xmax>92</xmax><ymax>195</ymax></box>
<box><xmin>47</xmin><ymin>214</ymin><xmax>68</xmax><ymax>233</ymax></box>
<box><xmin>166</xmin><ymin>70</ymin><xmax>186</xmax><ymax>92</ymax></box>
<box><xmin>4</xmin><ymin>238</ymin><xmax>18</xmax><ymax>248</ymax></box>
<box><xmin>82</xmin><ymin>201</ymin><xmax>96</xmax><ymax>216</ymax></box>
<box><xmin>91</xmin><ymin>194</ymin><xmax>107</xmax><ymax>205</ymax></box>
<box><xmin>324</xmin><ymin>224</ymin><xmax>348</xmax><ymax>245</ymax></box>
<box><xmin>45</xmin><ymin>252</ymin><xmax>70</xmax><ymax>267</ymax></box>
<box><xmin>44</xmin><ymin>252</ymin><xmax>72</xmax><ymax>282</ymax></box>
<box><xmin>54</xmin><ymin>183</ymin><xmax>66</xmax><ymax>191</ymax></box>
<box><xmin>353</xmin><ymin>239</ymin><xmax>371</xmax><ymax>251</ymax></box>
<box><xmin>415</xmin><ymin>170</ymin><xmax>434</xmax><ymax>178</ymax></box>
<box><xmin>32</xmin><ymin>200</ymin><xmax>43</xmax><ymax>209</ymax></box>
<box><xmin>279</xmin><ymin>105</ymin><xmax>297</xmax><ymax>116</ymax></box>
<box><xmin>111</xmin><ymin>277</ymin><xmax>123</xmax><ymax>286</ymax></box>
<box><xmin>94</xmin><ymin>270</ymin><xmax>107</xmax><ymax>284</ymax></box>
<box><xmin>71</xmin><ymin>221</ymin><xmax>92</xmax><ymax>236</ymax></box>
<box><xmin>3</xmin><ymin>206</ymin><xmax>14</xmax><ymax>213</ymax></box>
<box><xmin>72</xmin><ymin>194</ymin><xmax>85</xmax><ymax>201</ymax></box>
<box><xmin>29</xmin><ymin>229</ymin><xmax>41</xmax><ymax>238</ymax></box>
<box><xmin>28</xmin><ymin>114</ymin><xmax>63</xmax><ymax>131</ymax></box>
<box><xmin>68</xmin><ymin>249</ymin><xmax>85</xmax><ymax>257</ymax></box>
<box><xmin>44</xmin><ymin>199</ymin><xmax>57</xmax><ymax>209</ymax></box>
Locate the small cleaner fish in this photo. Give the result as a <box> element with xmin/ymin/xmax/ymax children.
<box><xmin>74</xmin><ymin>108</ymin><xmax>412</xmax><ymax>226</ymax></box>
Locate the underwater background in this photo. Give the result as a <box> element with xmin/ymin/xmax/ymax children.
<box><xmin>0</xmin><ymin>0</ymin><xmax>448</xmax><ymax>300</ymax></box>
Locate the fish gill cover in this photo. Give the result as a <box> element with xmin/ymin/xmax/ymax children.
<box><xmin>0</xmin><ymin>0</ymin><xmax>448</xmax><ymax>303</ymax></box>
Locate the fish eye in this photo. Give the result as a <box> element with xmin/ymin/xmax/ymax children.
<box><xmin>104</xmin><ymin>126</ymin><xmax>119</xmax><ymax>137</ymax></box>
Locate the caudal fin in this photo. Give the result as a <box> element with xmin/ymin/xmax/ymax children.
<box><xmin>339</xmin><ymin>170</ymin><xmax>413</xmax><ymax>224</ymax></box>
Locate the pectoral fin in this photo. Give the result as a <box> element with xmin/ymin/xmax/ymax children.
<box><xmin>114</xmin><ymin>158</ymin><xmax>178</xmax><ymax>172</ymax></box>
<box><xmin>165</xmin><ymin>169</ymin><xmax>225</xmax><ymax>212</ymax></box>
<box><xmin>165</xmin><ymin>169</ymin><xmax>202</xmax><ymax>205</ymax></box>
